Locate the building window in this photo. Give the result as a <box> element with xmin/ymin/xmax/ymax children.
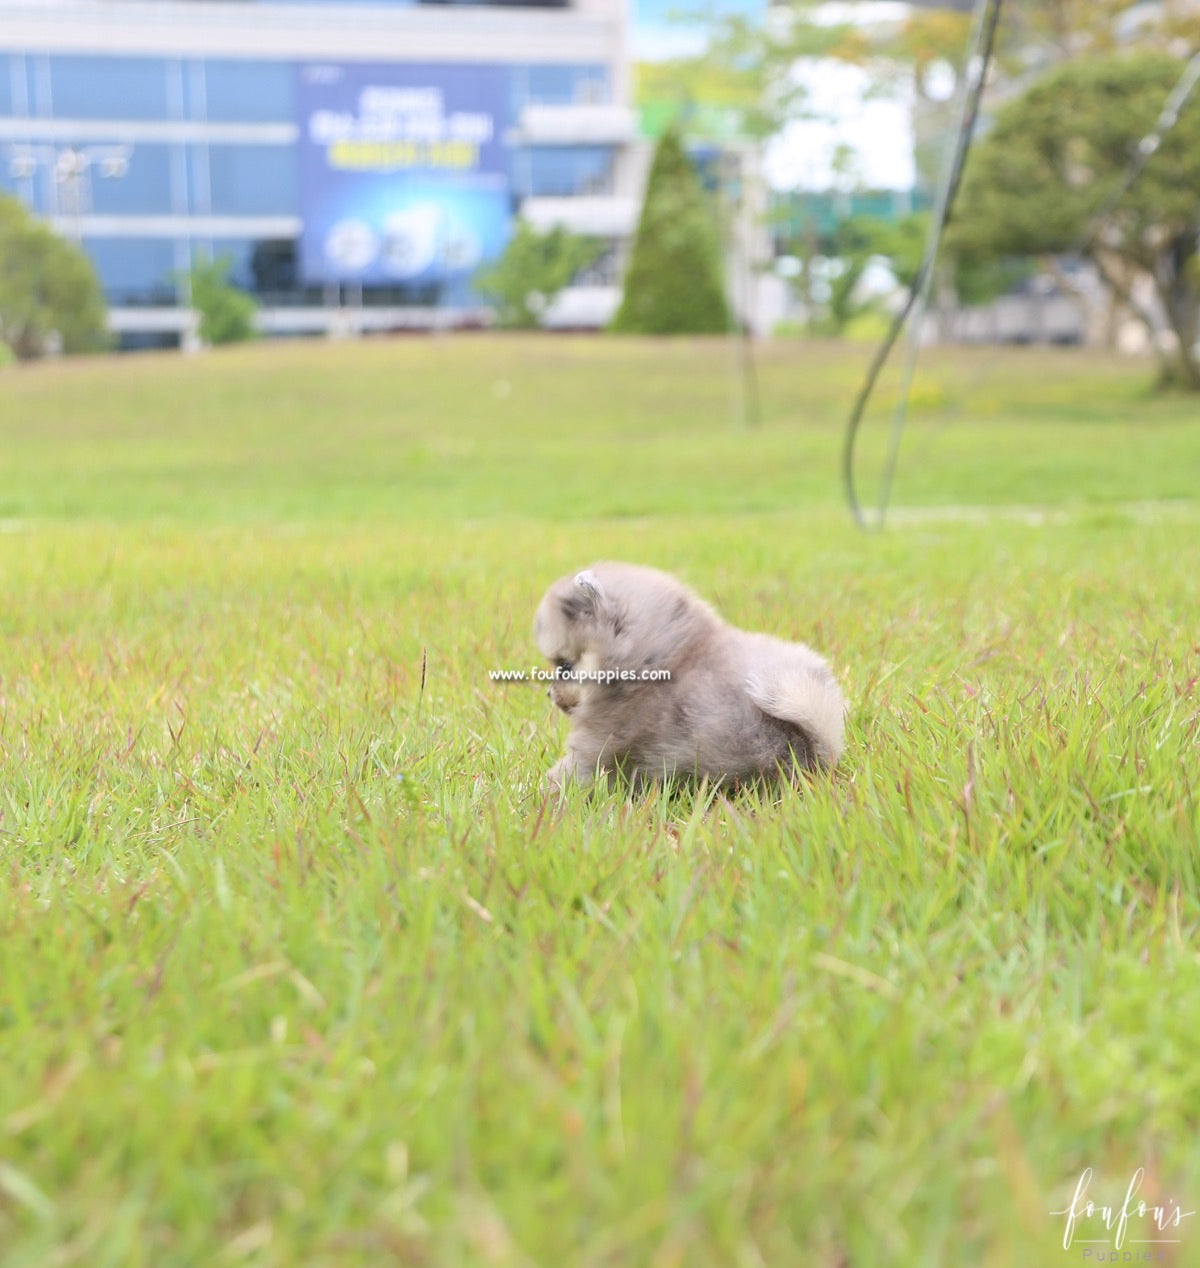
<box><xmin>512</xmin><ymin>64</ymin><xmax>609</xmax><ymax>112</ymax></box>
<box><xmin>88</xmin><ymin>144</ymin><xmax>174</xmax><ymax>216</ymax></box>
<box><xmin>0</xmin><ymin>57</ymin><xmax>14</xmax><ymax>116</ymax></box>
<box><xmin>514</xmin><ymin>146</ymin><xmax>613</xmax><ymax>197</ymax></box>
<box><xmin>1</xmin><ymin>141</ymin><xmax>172</xmax><ymax>218</ymax></box>
<box><xmin>200</xmin><ymin>60</ymin><xmax>293</xmax><ymax>124</ymax></box>
<box><xmin>240</xmin><ymin>238</ymin><xmax>301</xmax><ymax>302</ymax></box>
<box><xmin>205</xmin><ymin>145</ymin><xmax>298</xmax><ymax>216</ymax></box>
<box><xmin>48</xmin><ymin>56</ymin><xmax>171</xmax><ymax>122</ymax></box>
<box><xmin>84</xmin><ymin>237</ymin><xmax>179</xmax><ymax>306</ymax></box>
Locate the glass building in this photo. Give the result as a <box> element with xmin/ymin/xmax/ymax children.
<box><xmin>0</xmin><ymin>0</ymin><xmax>638</xmax><ymax>346</ymax></box>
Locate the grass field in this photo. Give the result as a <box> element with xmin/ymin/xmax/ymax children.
<box><xmin>1</xmin><ymin>336</ymin><xmax>1198</xmax><ymax>1266</ymax></box>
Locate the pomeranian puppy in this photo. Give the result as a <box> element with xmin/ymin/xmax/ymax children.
<box><xmin>533</xmin><ymin>562</ymin><xmax>846</xmax><ymax>790</ymax></box>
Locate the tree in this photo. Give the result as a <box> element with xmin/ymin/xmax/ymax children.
<box><xmin>993</xmin><ymin>0</ymin><xmax>1199</xmax><ymax>64</ymax></box>
<box><xmin>0</xmin><ymin>195</ymin><xmax>108</xmax><ymax>360</ymax></box>
<box><xmin>660</xmin><ymin>3</ymin><xmax>974</xmax><ymax>147</ymax></box>
<box><xmin>612</xmin><ymin>127</ymin><xmax>730</xmax><ymax>335</ymax></box>
<box><xmin>187</xmin><ymin>256</ymin><xmax>258</xmax><ymax>346</ymax></box>
<box><xmin>827</xmin><ymin>213</ymin><xmax>928</xmax><ymax>335</ymax></box>
<box><xmin>684</xmin><ymin>0</ymin><xmax>1197</xmax><ymax>109</ymax></box>
<box><xmin>775</xmin><ymin>206</ymin><xmax>929</xmax><ymax>336</ymax></box>
<box><xmin>474</xmin><ymin>222</ymin><xmax>602</xmax><ymax>329</ymax></box>
<box><xmin>951</xmin><ymin>52</ymin><xmax>1200</xmax><ymax>389</ymax></box>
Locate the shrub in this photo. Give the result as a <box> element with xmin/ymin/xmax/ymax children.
<box><xmin>475</xmin><ymin>222</ymin><xmax>602</xmax><ymax>329</ymax></box>
<box><xmin>611</xmin><ymin>128</ymin><xmax>729</xmax><ymax>335</ymax></box>
<box><xmin>0</xmin><ymin>195</ymin><xmax>109</xmax><ymax>359</ymax></box>
<box><xmin>188</xmin><ymin>256</ymin><xmax>258</xmax><ymax>346</ymax></box>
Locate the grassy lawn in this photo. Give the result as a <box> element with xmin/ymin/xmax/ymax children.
<box><xmin>1</xmin><ymin>336</ymin><xmax>1197</xmax><ymax>1265</ymax></box>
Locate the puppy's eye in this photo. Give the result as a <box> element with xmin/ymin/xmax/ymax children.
<box><xmin>555</xmin><ymin>659</ymin><xmax>574</xmax><ymax>677</ymax></box>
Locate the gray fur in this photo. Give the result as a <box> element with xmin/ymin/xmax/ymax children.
<box><xmin>533</xmin><ymin>561</ymin><xmax>847</xmax><ymax>791</ymax></box>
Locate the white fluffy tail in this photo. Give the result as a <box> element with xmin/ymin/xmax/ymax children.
<box><xmin>745</xmin><ymin>669</ymin><xmax>847</xmax><ymax>768</ymax></box>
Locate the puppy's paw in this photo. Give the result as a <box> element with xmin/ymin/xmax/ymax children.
<box><xmin>545</xmin><ymin>755</ymin><xmax>575</xmax><ymax>792</ymax></box>
<box><xmin>546</xmin><ymin>754</ymin><xmax>599</xmax><ymax>794</ymax></box>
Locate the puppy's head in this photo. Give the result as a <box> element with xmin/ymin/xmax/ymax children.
<box><xmin>534</xmin><ymin>568</ymin><xmax>614</xmax><ymax>714</ymax></box>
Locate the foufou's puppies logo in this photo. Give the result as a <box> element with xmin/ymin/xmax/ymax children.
<box><xmin>1050</xmin><ymin>1167</ymin><xmax>1194</xmax><ymax>1254</ymax></box>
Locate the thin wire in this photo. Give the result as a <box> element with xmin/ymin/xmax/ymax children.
<box><xmin>842</xmin><ymin>0</ymin><xmax>1005</xmax><ymax>531</ymax></box>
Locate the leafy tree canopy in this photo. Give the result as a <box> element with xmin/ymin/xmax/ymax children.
<box><xmin>952</xmin><ymin>51</ymin><xmax>1200</xmax><ymax>388</ymax></box>
<box><xmin>995</xmin><ymin>0</ymin><xmax>1200</xmax><ymax>63</ymax></box>
<box><xmin>660</xmin><ymin>1</ymin><xmax>1197</xmax><ymax>157</ymax></box>
<box><xmin>653</xmin><ymin>2</ymin><xmax>974</xmax><ymax>145</ymax></box>
<box><xmin>778</xmin><ymin>211</ymin><xmax>929</xmax><ymax>336</ymax></box>
<box><xmin>0</xmin><ymin>195</ymin><xmax>109</xmax><ymax>360</ymax></box>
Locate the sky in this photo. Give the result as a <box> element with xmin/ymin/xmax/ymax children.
<box><xmin>632</xmin><ymin>0</ymin><xmax>767</xmax><ymax>61</ymax></box>
<box><xmin>633</xmin><ymin>0</ymin><xmax>919</xmax><ymax>191</ymax></box>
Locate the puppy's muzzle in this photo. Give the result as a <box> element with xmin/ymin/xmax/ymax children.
<box><xmin>548</xmin><ymin>681</ymin><xmax>581</xmax><ymax>714</ymax></box>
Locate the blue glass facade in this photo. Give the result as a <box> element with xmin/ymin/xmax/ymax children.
<box><xmin>514</xmin><ymin>146</ymin><xmax>614</xmax><ymax>198</ymax></box>
<box><xmin>84</xmin><ymin>236</ymin><xmax>180</xmax><ymax>306</ymax></box>
<box><xmin>201</xmin><ymin>60</ymin><xmax>294</xmax><ymax>124</ymax></box>
<box><xmin>49</xmin><ymin>56</ymin><xmax>173</xmax><ymax>120</ymax></box>
<box><xmin>206</xmin><ymin>145</ymin><xmax>298</xmax><ymax>216</ymax></box>
<box><xmin>250</xmin><ymin>0</ymin><xmax>570</xmax><ymax>5</ymax></box>
<box><xmin>0</xmin><ymin>46</ymin><xmax>614</xmax><ymax>329</ymax></box>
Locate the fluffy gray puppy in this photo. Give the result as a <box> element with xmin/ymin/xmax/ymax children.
<box><xmin>534</xmin><ymin>561</ymin><xmax>846</xmax><ymax>790</ymax></box>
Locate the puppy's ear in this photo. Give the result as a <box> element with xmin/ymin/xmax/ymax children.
<box><xmin>559</xmin><ymin>569</ymin><xmax>606</xmax><ymax>622</ymax></box>
<box><xmin>574</xmin><ymin>570</ymin><xmax>604</xmax><ymax>607</ymax></box>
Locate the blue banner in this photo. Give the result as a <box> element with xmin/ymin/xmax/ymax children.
<box><xmin>297</xmin><ymin>62</ymin><xmax>510</xmax><ymax>286</ymax></box>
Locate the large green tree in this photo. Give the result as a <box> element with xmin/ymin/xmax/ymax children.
<box><xmin>952</xmin><ymin>52</ymin><xmax>1200</xmax><ymax>389</ymax></box>
<box><xmin>612</xmin><ymin>128</ymin><xmax>730</xmax><ymax>335</ymax></box>
<box><xmin>0</xmin><ymin>195</ymin><xmax>108</xmax><ymax>360</ymax></box>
